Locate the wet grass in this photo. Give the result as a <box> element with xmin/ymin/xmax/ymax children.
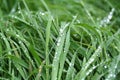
<box><xmin>0</xmin><ymin>0</ymin><xmax>120</xmax><ymax>80</ymax></box>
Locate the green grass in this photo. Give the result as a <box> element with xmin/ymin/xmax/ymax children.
<box><xmin>0</xmin><ymin>0</ymin><xmax>120</xmax><ymax>80</ymax></box>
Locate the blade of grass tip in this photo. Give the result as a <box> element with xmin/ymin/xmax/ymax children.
<box><xmin>40</xmin><ymin>0</ymin><xmax>50</xmax><ymax>13</ymax></box>
<box><xmin>51</xmin><ymin>22</ymin><xmax>68</xmax><ymax>80</ymax></box>
<box><xmin>10</xmin><ymin>1</ymin><xmax>18</xmax><ymax>14</ymax></box>
<box><xmin>80</xmin><ymin>1</ymin><xmax>96</xmax><ymax>25</ymax></box>
<box><xmin>58</xmin><ymin>28</ymin><xmax>70</xmax><ymax>80</ymax></box>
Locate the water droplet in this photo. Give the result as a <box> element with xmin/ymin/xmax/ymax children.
<box><xmin>39</xmin><ymin>12</ymin><xmax>45</xmax><ymax>15</ymax></box>
<box><xmin>69</xmin><ymin>63</ymin><xmax>73</xmax><ymax>67</ymax></box>
<box><xmin>19</xmin><ymin>41</ymin><xmax>22</xmax><ymax>44</ymax></box>
<box><xmin>97</xmin><ymin>18</ymin><xmax>100</xmax><ymax>21</ymax></box>
<box><xmin>11</xmin><ymin>15</ymin><xmax>14</xmax><ymax>18</ymax></box>
<box><xmin>97</xmin><ymin>54</ymin><xmax>99</xmax><ymax>57</ymax></box>
<box><xmin>86</xmin><ymin>72</ymin><xmax>89</xmax><ymax>76</ymax></box>
<box><xmin>81</xmin><ymin>78</ymin><xmax>85</xmax><ymax>80</ymax></box>
<box><xmin>6</xmin><ymin>29</ymin><xmax>9</xmax><ymax>31</ymax></box>
<box><xmin>100</xmin><ymin>8</ymin><xmax>115</xmax><ymax>27</ymax></box>
<box><xmin>57</xmin><ymin>42</ymin><xmax>60</xmax><ymax>46</ymax></box>
<box><xmin>16</xmin><ymin>34</ymin><xmax>20</xmax><ymax>37</ymax></box>
<box><xmin>57</xmin><ymin>38</ymin><xmax>61</xmax><ymax>43</ymax></box>
<box><xmin>76</xmin><ymin>20</ymin><xmax>80</xmax><ymax>23</ymax></box>
<box><xmin>18</xmin><ymin>10</ymin><xmax>21</xmax><ymax>14</ymax></box>
<box><xmin>89</xmin><ymin>58</ymin><xmax>94</xmax><ymax>64</ymax></box>
<box><xmin>115</xmin><ymin>65</ymin><xmax>117</xmax><ymax>69</ymax></box>
<box><xmin>92</xmin><ymin>65</ymin><xmax>96</xmax><ymax>69</ymax></box>
<box><xmin>60</xmin><ymin>28</ymin><xmax>64</xmax><ymax>34</ymax></box>
<box><xmin>24</xmin><ymin>50</ymin><xmax>27</xmax><ymax>53</ymax></box>
<box><xmin>8</xmin><ymin>51</ymin><xmax>11</xmax><ymax>55</ymax></box>
<box><xmin>104</xmin><ymin>65</ymin><xmax>107</xmax><ymax>69</ymax></box>
<box><xmin>73</xmin><ymin>15</ymin><xmax>77</xmax><ymax>19</ymax></box>
<box><xmin>3</xmin><ymin>37</ymin><xmax>6</xmax><ymax>40</ymax></box>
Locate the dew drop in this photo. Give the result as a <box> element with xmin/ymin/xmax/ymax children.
<box><xmin>60</xmin><ymin>28</ymin><xmax>64</xmax><ymax>34</ymax></box>
<box><xmin>81</xmin><ymin>78</ymin><xmax>85</xmax><ymax>80</ymax></box>
<box><xmin>39</xmin><ymin>12</ymin><xmax>45</xmax><ymax>15</ymax></box>
<box><xmin>104</xmin><ymin>65</ymin><xmax>107</xmax><ymax>69</ymax></box>
<box><xmin>6</xmin><ymin>29</ymin><xmax>9</xmax><ymax>31</ymax></box>
<box><xmin>57</xmin><ymin>38</ymin><xmax>61</xmax><ymax>43</ymax></box>
<box><xmin>8</xmin><ymin>51</ymin><xmax>11</xmax><ymax>54</ymax></box>
<box><xmin>73</xmin><ymin>15</ymin><xmax>77</xmax><ymax>19</ymax></box>
<box><xmin>76</xmin><ymin>20</ymin><xmax>80</xmax><ymax>23</ymax></box>
<box><xmin>3</xmin><ymin>37</ymin><xmax>6</xmax><ymax>40</ymax></box>
<box><xmin>19</xmin><ymin>41</ymin><xmax>22</xmax><ymax>44</ymax></box>
<box><xmin>18</xmin><ymin>10</ymin><xmax>21</xmax><ymax>14</ymax></box>
<box><xmin>86</xmin><ymin>72</ymin><xmax>89</xmax><ymax>76</ymax></box>
<box><xmin>92</xmin><ymin>65</ymin><xmax>96</xmax><ymax>69</ymax></box>
<box><xmin>57</xmin><ymin>42</ymin><xmax>60</xmax><ymax>46</ymax></box>
<box><xmin>41</xmin><ymin>13</ymin><xmax>45</xmax><ymax>15</ymax></box>
<box><xmin>64</xmin><ymin>50</ymin><xmax>66</xmax><ymax>53</ymax></box>
<box><xmin>69</xmin><ymin>63</ymin><xmax>73</xmax><ymax>67</ymax></box>
<box><xmin>16</xmin><ymin>34</ymin><xmax>20</xmax><ymax>37</ymax></box>
<box><xmin>100</xmin><ymin>8</ymin><xmax>115</xmax><ymax>27</ymax></box>
<box><xmin>114</xmin><ymin>65</ymin><xmax>117</xmax><ymax>69</ymax></box>
<box><xmin>89</xmin><ymin>58</ymin><xmax>94</xmax><ymax>64</ymax></box>
<box><xmin>24</xmin><ymin>50</ymin><xmax>27</xmax><ymax>53</ymax></box>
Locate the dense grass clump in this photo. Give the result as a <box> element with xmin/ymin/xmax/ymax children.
<box><xmin>0</xmin><ymin>0</ymin><xmax>120</xmax><ymax>80</ymax></box>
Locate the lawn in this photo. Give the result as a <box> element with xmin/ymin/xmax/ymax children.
<box><xmin>0</xmin><ymin>0</ymin><xmax>120</xmax><ymax>80</ymax></box>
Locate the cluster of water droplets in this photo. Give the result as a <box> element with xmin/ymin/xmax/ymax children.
<box><xmin>18</xmin><ymin>6</ymin><xmax>21</xmax><ymax>14</ymax></box>
<box><xmin>6</xmin><ymin>28</ymin><xmax>10</xmax><ymax>32</ymax></box>
<box><xmin>39</xmin><ymin>12</ymin><xmax>45</xmax><ymax>16</ymax></box>
<box><xmin>11</xmin><ymin>15</ymin><xmax>17</xmax><ymax>19</ymax></box>
<box><xmin>86</xmin><ymin>65</ymin><xmax>97</xmax><ymax>76</ymax></box>
<box><xmin>100</xmin><ymin>8</ymin><xmax>115</xmax><ymax>27</ymax></box>
<box><xmin>0</xmin><ymin>33</ymin><xmax>5</xmax><ymax>40</ymax></box>
<box><xmin>105</xmin><ymin>64</ymin><xmax>117</xmax><ymax>80</ymax></box>
<box><xmin>56</xmin><ymin>23</ymin><xmax>69</xmax><ymax>47</ymax></box>
<box><xmin>84</xmin><ymin>45</ymin><xmax>102</xmax><ymax>71</ymax></box>
<box><xmin>106</xmin><ymin>73</ymin><xmax>116</xmax><ymax>80</ymax></box>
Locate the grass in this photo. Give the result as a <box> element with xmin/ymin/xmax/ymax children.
<box><xmin>0</xmin><ymin>0</ymin><xmax>120</xmax><ymax>80</ymax></box>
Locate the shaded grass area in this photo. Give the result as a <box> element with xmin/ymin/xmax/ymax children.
<box><xmin>0</xmin><ymin>0</ymin><xmax>120</xmax><ymax>80</ymax></box>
